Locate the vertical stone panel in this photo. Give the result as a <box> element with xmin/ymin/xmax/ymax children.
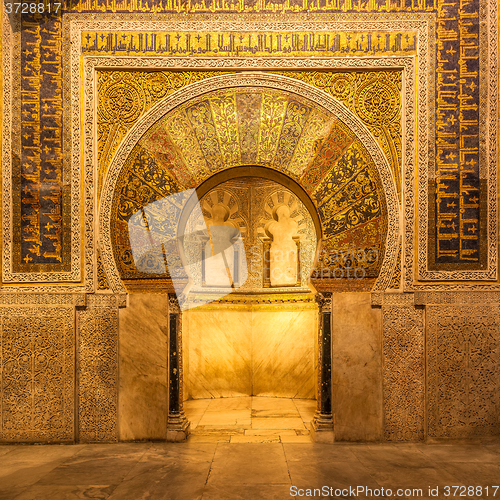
<box><xmin>118</xmin><ymin>294</ymin><xmax>169</xmax><ymax>441</ymax></box>
<box><xmin>427</xmin><ymin>305</ymin><xmax>500</xmax><ymax>439</ymax></box>
<box><xmin>331</xmin><ymin>292</ymin><xmax>382</xmax><ymax>441</ymax></box>
<box><xmin>382</xmin><ymin>305</ymin><xmax>424</xmax><ymax>441</ymax></box>
<box><xmin>78</xmin><ymin>295</ymin><xmax>119</xmax><ymax>442</ymax></box>
<box><xmin>0</xmin><ymin>303</ymin><xmax>74</xmax><ymax>442</ymax></box>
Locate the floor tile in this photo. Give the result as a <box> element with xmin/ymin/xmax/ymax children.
<box><xmin>280</xmin><ymin>435</ymin><xmax>312</xmax><ymax>443</ymax></box>
<box><xmin>13</xmin><ymin>484</ymin><xmax>115</xmax><ymax>500</ymax></box>
<box><xmin>288</xmin><ymin>460</ymin><xmax>380</xmax><ymax>490</ymax></box>
<box><xmin>440</xmin><ymin>461</ymin><xmax>500</xmax><ymax>485</ymax></box>
<box><xmin>207</xmin><ymin>444</ymin><xmax>289</xmax><ymax>485</ymax></box>
<box><xmin>34</xmin><ymin>444</ymin><xmax>150</xmax><ymax>486</ymax></box>
<box><xmin>1</xmin><ymin>440</ymin><xmax>499</xmax><ymax>499</ymax></box>
<box><xmin>109</xmin><ymin>464</ymin><xmax>209</xmax><ymax>500</ymax></box>
<box><xmin>418</xmin><ymin>444</ymin><xmax>500</xmax><ymax>464</ymax></box>
<box><xmin>251</xmin><ymin>417</ymin><xmax>306</xmax><ymax>430</ymax></box>
<box><xmin>201</xmin><ymin>483</ymin><xmax>292</xmax><ymax>499</ymax></box>
<box><xmin>251</xmin><ymin>409</ymin><xmax>299</xmax><ymax>418</ymax></box>
<box><xmin>283</xmin><ymin>443</ymin><xmax>360</xmax><ymax>462</ymax></box>
<box><xmin>187</xmin><ymin>434</ymin><xmax>232</xmax><ymax>443</ymax></box>
<box><xmin>350</xmin><ymin>443</ymin><xmax>433</xmax><ymax>468</ymax></box>
<box><xmin>367</xmin><ymin>465</ymin><xmax>466</xmax><ymax>490</ymax></box>
<box><xmin>197</xmin><ymin>411</ymin><xmax>251</xmax><ymax>427</ymax></box>
<box><xmin>142</xmin><ymin>443</ymin><xmax>217</xmax><ymax>463</ymax></box>
<box><xmin>0</xmin><ymin>445</ymin><xmax>87</xmax><ymax>500</ymax></box>
<box><xmin>230</xmin><ymin>435</ymin><xmax>280</xmax><ymax>443</ymax></box>
<box><xmin>251</xmin><ymin>397</ymin><xmax>297</xmax><ymax>411</ymax></box>
<box><xmin>0</xmin><ymin>446</ymin><xmax>19</xmax><ymax>458</ymax></box>
<box><xmin>244</xmin><ymin>429</ymin><xmax>297</xmax><ymax>436</ymax></box>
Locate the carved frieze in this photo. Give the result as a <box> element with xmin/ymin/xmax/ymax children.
<box><xmin>382</xmin><ymin>305</ymin><xmax>424</xmax><ymax>441</ymax></box>
<box><xmin>427</xmin><ymin>305</ymin><xmax>500</xmax><ymax>439</ymax></box>
<box><xmin>0</xmin><ymin>301</ymin><xmax>75</xmax><ymax>442</ymax></box>
<box><xmin>77</xmin><ymin>294</ymin><xmax>119</xmax><ymax>442</ymax></box>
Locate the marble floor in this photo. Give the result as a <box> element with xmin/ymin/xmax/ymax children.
<box><xmin>184</xmin><ymin>396</ymin><xmax>316</xmax><ymax>443</ymax></box>
<box><xmin>1</xmin><ymin>441</ymin><xmax>499</xmax><ymax>499</ymax></box>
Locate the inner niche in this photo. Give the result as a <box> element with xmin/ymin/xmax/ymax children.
<box><xmin>182</xmin><ymin>177</ymin><xmax>318</xmax><ymax>401</ymax></box>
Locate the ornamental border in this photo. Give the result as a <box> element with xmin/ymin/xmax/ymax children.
<box><xmin>96</xmin><ymin>72</ymin><xmax>401</xmax><ymax>293</ymax></box>
<box><xmin>416</xmin><ymin>0</ymin><xmax>498</xmax><ymax>282</ymax></box>
<box><xmin>67</xmin><ymin>14</ymin><xmax>427</xmax><ymax>292</ymax></box>
<box><xmin>1</xmin><ymin>12</ymin><xmax>82</xmax><ymax>285</ymax></box>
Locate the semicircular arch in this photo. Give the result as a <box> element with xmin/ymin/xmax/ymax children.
<box><xmin>98</xmin><ymin>72</ymin><xmax>400</xmax><ymax>293</ymax></box>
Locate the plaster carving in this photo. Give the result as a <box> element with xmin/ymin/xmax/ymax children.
<box><xmin>96</xmin><ymin>250</ymin><xmax>110</xmax><ymax>290</ymax></box>
<box><xmin>266</xmin><ymin>205</ymin><xmax>300</xmax><ymax>287</ymax></box>
<box><xmin>414</xmin><ymin>291</ymin><xmax>500</xmax><ymax>305</ymax></box>
<box><xmin>77</xmin><ymin>294</ymin><xmax>119</xmax><ymax>442</ymax></box>
<box><xmin>382</xmin><ymin>306</ymin><xmax>424</xmax><ymax>441</ymax></box>
<box><xmin>203</xmin><ymin>203</ymin><xmax>241</xmax><ymax>288</ymax></box>
<box><xmin>0</xmin><ymin>304</ymin><xmax>75</xmax><ymax>442</ymax></box>
<box><xmin>315</xmin><ymin>291</ymin><xmax>333</xmax><ymax>312</ymax></box>
<box><xmin>371</xmin><ymin>292</ymin><xmax>414</xmax><ymax>307</ymax></box>
<box><xmin>427</xmin><ymin>305</ymin><xmax>500</xmax><ymax>438</ymax></box>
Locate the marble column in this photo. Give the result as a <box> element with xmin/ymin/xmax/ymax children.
<box><xmin>311</xmin><ymin>292</ymin><xmax>334</xmax><ymax>443</ymax></box>
<box><xmin>167</xmin><ymin>294</ymin><xmax>190</xmax><ymax>442</ymax></box>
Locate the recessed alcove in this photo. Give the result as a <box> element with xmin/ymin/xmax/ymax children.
<box><xmin>181</xmin><ymin>176</ymin><xmax>318</xmax><ymax>440</ymax></box>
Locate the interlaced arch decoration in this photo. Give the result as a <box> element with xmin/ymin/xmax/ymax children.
<box><xmin>98</xmin><ymin>73</ymin><xmax>400</xmax><ymax>293</ymax></box>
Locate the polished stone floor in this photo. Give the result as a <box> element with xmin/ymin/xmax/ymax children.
<box><xmin>185</xmin><ymin>396</ymin><xmax>316</xmax><ymax>443</ymax></box>
<box><xmin>1</xmin><ymin>440</ymin><xmax>499</xmax><ymax>499</ymax></box>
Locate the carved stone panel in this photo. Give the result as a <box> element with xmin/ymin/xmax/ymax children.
<box><xmin>77</xmin><ymin>295</ymin><xmax>119</xmax><ymax>442</ymax></box>
<box><xmin>382</xmin><ymin>305</ymin><xmax>424</xmax><ymax>441</ymax></box>
<box><xmin>427</xmin><ymin>305</ymin><xmax>500</xmax><ymax>439</ymax></box>
<box><xmin>0</xmin><ymin>305</ymin><xmax>75</xmax><ymax>442</ymax></box>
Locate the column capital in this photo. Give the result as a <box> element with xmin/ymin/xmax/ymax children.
<box><xmin>315</xmin><ymin>291</ymin><xmax>332</xmax><ymax>312</ymax></box>
<box><xmin>168</xmin><ymin>293</ymin><xmax>181</xmax><ymax>313</ymax></box>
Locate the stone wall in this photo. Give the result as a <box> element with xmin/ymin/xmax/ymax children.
<box><xmin>1</xmin><ymin>291</ymin><xmax>499</xmax><ymax>443</ymax></box>
<box><xmin>183</xmin><ymin>297</ymin><xmax>317</xmax><ymax>400</ymax></box>
<box><xmin>331</xmin><ymin>292</ymin><xmax>383</xmax><ymax>441</ymax></box>
<box><xmin>118</xmin><ymin>293</ymin><xmax>169</xmax><ymax>441</ymax></box>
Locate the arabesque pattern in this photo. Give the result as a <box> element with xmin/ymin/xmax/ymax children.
<box><xmin>110</xmin><ymin>86</ymin><xmax>388</xmax><ymax>283</ymax></box>
<box><xmin>98</xmin><ymin>71</ymin><xmax>228</xmax><ymax>195</ymax></box>
<box><xmin>277</xmin><ymin>71</ymin><xmax>402</xmax><ymax>196</ymax></box>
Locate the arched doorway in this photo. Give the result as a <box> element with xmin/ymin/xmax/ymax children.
<box><xmin>97</xmin><ymin>73</ymin><xmax>399</xmax><ymax>442</ymax></box>
<box><xmin>181</xmin><ymin>174</ymin><xmax>319</xmax><ymax>441</ymax></box>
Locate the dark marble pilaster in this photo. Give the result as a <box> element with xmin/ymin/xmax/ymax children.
<box><xmin>167</xmin><ymin>294</ymin><xmax>190</xmax><ymax>442</ymax></box>
<box><xmin>311</xmin><ymin>292</ymin><xmax>334</xmax><ymax>443</ymax></box>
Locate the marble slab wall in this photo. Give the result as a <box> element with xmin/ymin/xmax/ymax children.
<box><xmin>252</xmin><ymin>307</ymin><xmax>317</xmax><ymax>399</ymax></box>
<box><xmin>184</xmin><ymin>301</ymin><xmax>317</xmax><ymax>400</ymax></box>
<box><xmin>118</xmin><ymin>294</ymin><xmax>169</xmax><ymax>441</ymax></box>
<box><xmin>331</xmin><ymin>292</ymin><xmax>383</xmax><ymax>441</ymax></box>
